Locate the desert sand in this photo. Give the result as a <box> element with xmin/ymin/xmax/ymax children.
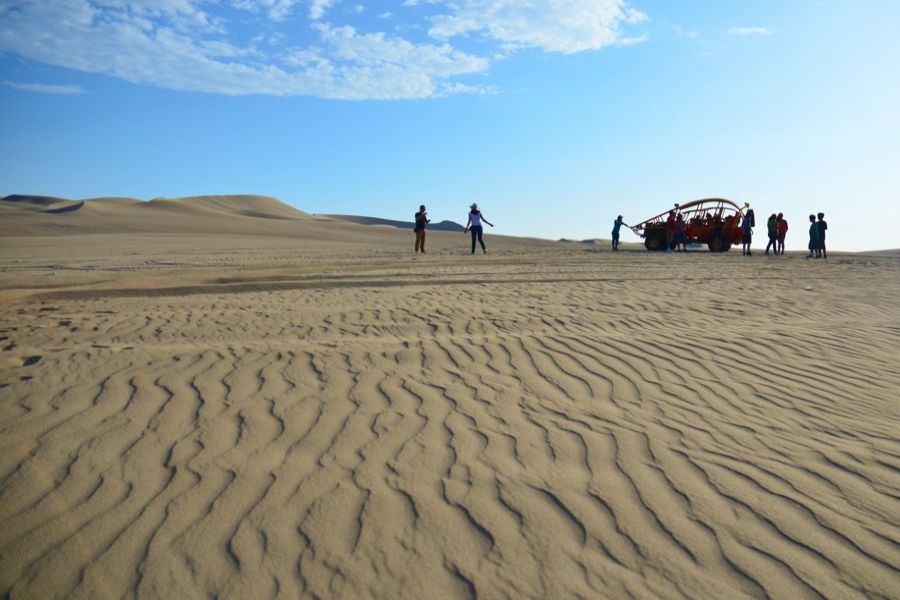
<box><xmin>1</xmin><ymin>196</ymin><xmax>898</xmax><ymax>599</ymax></box>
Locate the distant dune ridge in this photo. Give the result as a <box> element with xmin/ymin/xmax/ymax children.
<box><xmin>0</xmin><ymin>194</ymin><xmax>312</xmax><ymax>237</ymax></box>
<box><xmin>324</xmin><ymin>214</ymin><xmax>466</xmax><ymax>232</ymax></box>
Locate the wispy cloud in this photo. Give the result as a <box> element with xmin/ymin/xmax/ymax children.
<box><xmin>428</xmin><ymin>0</ymin><xmax>648</xmax><ymax>54</ymax></box>
<box><xmin>728</xmin><ymin>27</ymin><xmax>772</xmax><ymax>36</ymax></box>
<box><xmin>0</xmin><ymin>0</ymin><xmax>647</xmax><ymax>99</ymax></box>
<box><xmin>3</xmin><ymin>81</ymin><xmax>86</xmax><ymax>94</ymax></box>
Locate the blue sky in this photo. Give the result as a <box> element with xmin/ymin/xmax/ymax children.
<box><xmin>1</xmin><ymin>0</ymin><xmax>898</xmax><ymax>250</ymax></box>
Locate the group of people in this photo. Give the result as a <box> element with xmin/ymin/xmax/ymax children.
<box><xmin>763</xmin><ymin>213</ymin><xmax>789</xmax><ymax>256</ymax></box>
<box><xmin>611</xmin><ymin>209</ymin><xmax>829</xmax><ymax>256</ymax></box>
<box><xmin>807</xmin><ymin>212</ymin><xmax>828</xmax><ymax>259</ymax></box>
<box><xmin>414</xmin><ymin>203</ymin><xmax>494</xmax><ymax>255</ymax></box>
<box><xmin>414</xmin><ymin>203</ymin><xmax>830</xmax><ymax>257</ymax></box>
<box><xmin>745</xmin><ymin>210</ymin><xmax>829</xmax><ymax>257</ymax></box>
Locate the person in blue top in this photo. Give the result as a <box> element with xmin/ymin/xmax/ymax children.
<box><xmin>612</xmin><ymin>215</ymin><xmax>625</xmax><ymax>251</ymax></box>
<box><xmin>741</xmin><ymin>209</ymin><xmax>755</xmax><ymax>256</ymax></box>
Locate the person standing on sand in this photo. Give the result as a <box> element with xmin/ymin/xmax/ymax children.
<box><xmin>665</xmin><ymin>210</ymin><xmax>676</xmax><ymax>252</ymax></box>
<box><xmin>817</xmin><ymin>212</ymin><xmax>828</xmax><ymax>259</ymax></box>
<box><xmin>675</xmin><ymin>213</ymin><xmax>687</xmax><ymax>252</ymax></box>
<box><xmin>807</xmin><ymin>214</ymin><xmax>819</xmax><ymax>258</ymax></box>
<box><xmin>414</xmin><ymin>204</ymin><xmax>429</xmax><ymax>254</ymax></box>
<box><xmin>464</xmin><ymin>203</ymin><xmax>493</xmax><ymax>254</ymax></box>
<box><xmin>612</xmin><ymin>215</ymin><xmax>624</xmax><ymax>251</ymax></box>
<box><xmin>741</xmin><ymin>209</ymin><xmax>754</xmax><ymax>256</ymax></box>
<box><xmin>777</xmin><ymin>213</ymin><xmax>788</xmax><ymax>255</ymax></box>
<box><xmin>713</xmin><ymin>216</ymin><xmax>725</xmax><ymax>250</ymax></box>
<box><xmin>765</xmin><ymin>213</ymin><xmax>778</xmax><ymax>255</ymax></box>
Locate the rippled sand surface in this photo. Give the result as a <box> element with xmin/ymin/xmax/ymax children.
<box><xmin>1</xmin><ymin>235</ymin><xmax>899</xmax><ymax>599</ymax></box>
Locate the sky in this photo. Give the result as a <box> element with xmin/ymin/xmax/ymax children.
<box><xmin>1</xmin><ymin>0</ymin><xmax>899</xmax><ymax>251</ymax></box>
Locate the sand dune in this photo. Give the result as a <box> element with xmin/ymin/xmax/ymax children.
<box><xmin>0</xmin><ymin>195</ymin><xmax>316</xmax><ymax>237</ymax></box>
<box><xmin>0</xmin><ymin>196</ymin><xmax>553</xmax><ymax>254</ymax></box>
<box><xmin>1</xmin><ymin>211</ymin><xmax>899</xmax><ymax>598</ymax></box>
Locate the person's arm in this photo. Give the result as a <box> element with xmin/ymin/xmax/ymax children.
<box><xmin>483</xmin><ymin>215</ymin><xmax>494</xmax><ymax>227</ymax></box>
<box><xmin>464</xmin><ymin>215</ymin><xmax>471</xmax><ymax>233</ymax></box>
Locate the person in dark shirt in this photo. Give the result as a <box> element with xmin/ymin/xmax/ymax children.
<box><xmin>612</xmin><ymin>215</ymin><xmax>624</xmax><ymax>251</ymax></box>
<box><xmin>665</xmin><ymin>210</ymin><xmax>676</xmax><ymax>252</ymax></box>
<box><xmin>741</xmin><ymin>209</ymin><xmax>754</xmax><ymax>256</ymax></box>
<box><xmin>414</xmin><ymin>204</ymin><xmax>429</xmax><ymax>254</ymax></box>
<box><xmin>765</xmin><ymin>213</ymin><xmax>778</xmax><ymax>255</ymax></box>
<box><xmin>713</xmin><ymin>216</ymin><xmax>725</xmax><ymax>251</ymax></box>
<box><xmin>675</xmin><ymin>213</ymin><xmax>687</xmax><ymax>252</ymax></box>
<box><xmin>817</xmin><ymin>212</ymin><xmax>828</xmax><ymax>259</ymax></box>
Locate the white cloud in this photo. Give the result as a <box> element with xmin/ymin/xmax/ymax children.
<box><xmin>728</xmin><ymin>27</ymin><xmax>772</xmax><ymax>36</ymax></box>
<box><xmin>227</xmin><ymin>0</ymin><xmax>303</xmax><ymax>21</ymax></box>
<box><xmin>309</xmin><ymin>0</ymin><xmax>337</xmax><ymax>20</ymax></box>
<box><xmin>3</xmin><ymin>81</ymin><xmax>86</xmax><ymax>94</ymax></box>
<box><xmin>0</xmin><ymin>0</ymin><xmax>646</xmax><ymax>99</ymax></box>
<box><xmin>428</xmin><ymin>0</ymin><xmax>648</xmax><ymax>53</ymax></box>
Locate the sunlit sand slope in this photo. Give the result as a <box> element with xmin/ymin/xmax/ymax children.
<box><xmin>0</xmin><ymin>242</ymin><xmax>898</xmax><ymax>599</ymax></box>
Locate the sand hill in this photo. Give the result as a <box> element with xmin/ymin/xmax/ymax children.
<box><xmin>0</xmin><ymin>195</ymin><xmax>554</xmax><ymax>251</ymax></box>
<box><xmin>1</xmin><ymin>194</ymin><xmax>316</xmax><ymax>237</ymax></box>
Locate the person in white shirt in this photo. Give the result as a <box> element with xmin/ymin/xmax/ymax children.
<box><xmin>464</xmin><ymin>203</ymin><xmax>494</xmax><ymax>254</ymax></box>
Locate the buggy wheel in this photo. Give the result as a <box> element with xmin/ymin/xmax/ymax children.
<box><xmin>645</xmin><ymin>231</ymin><xmax>666</xmax><ymax>251</ymax></box>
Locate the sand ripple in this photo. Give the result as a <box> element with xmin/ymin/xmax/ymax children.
<box><xmin>1</xmin><ymin>252</ymin><xmax>899</xmax><ymax>598</ymax></box>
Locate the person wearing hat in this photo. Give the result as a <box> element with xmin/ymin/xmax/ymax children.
<box><xmin>612</xmin><ymin>215</ymin><xmax>625</xmax><ymax>251</ymax></box>
<box><xmin>464</xmin><ymin>203</ymin><xmax>493</xmax><ymax>254</ymax></box>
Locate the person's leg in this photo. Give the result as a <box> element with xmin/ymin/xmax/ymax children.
<box><xmin>420</xmin><ymin>230</ymin><xmax>426</xmax><ymax>253</ymax></box>
<box><xmin>478</xmin><ymin>228</ymin><xmax>486</xmax><ymax>252</ymax></box>
<box><xmin>822</xmin><ymin>242</ymin><xmax>826</xmax><ymax>259</ymax></box>
<box><xmin>415</xmin><ymin>230</ymin><xmax>423</xmax><ymax>253</ymax></box>
<box><xmin>612</xmin><ymin>234</ymin><xmax>618</xmax><ymax>251</ymax></box>
<box><xmin>471</xmin><ymin>228</ymin><xmax>477</xmax><ymax>254</ymax></box>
